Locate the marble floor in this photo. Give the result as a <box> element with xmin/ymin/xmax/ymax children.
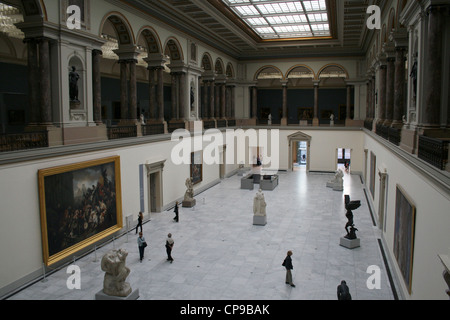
<box><xmin>8</xmin><ymin>169</ymin><xmax>397</xmax><ymax>300</ymax></box>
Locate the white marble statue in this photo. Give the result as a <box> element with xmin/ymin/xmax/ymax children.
<box><xmin>100</xmin><ymin>249</ymin><xmax>132</xmax><ymax>297</ymax></box>
<box><xmin>184</xmin><ymin>177</ymin><xmax>194</xmax><ymax>201</ymax></box>
<box><xmin>327</xmin><ymin>169</ymin><xmax>344</xmax><ymax>191</ymax></box>
<box><xmin>253</xmin><ymin>189</ymin><xmax>267</xmax><ymax>216</ymax></box>
<box><xmin>268</xmin><ymin>113</ymin><xmax>272</xmax><ymax>125</ymax></box>
<box><xmin>140</xmin><ymin>113</ymin><xmax>145</xmax><ymax>125</ymax></box>
<box><xmin>330</xmin><ymin>113</ymin><xmax>335</xmax><ymax>126</ymax></box>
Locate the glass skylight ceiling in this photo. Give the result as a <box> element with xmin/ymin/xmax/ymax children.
<box><xmin>222</xmin><ymin>0</ymin><xmax>330</xmax><ymax>40</ymax></box>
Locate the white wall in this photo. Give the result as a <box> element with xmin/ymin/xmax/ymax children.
<box><xmin>364</xmin><ymin>133</ymin><xmax>450</xmax><ymax>300</ymax></box>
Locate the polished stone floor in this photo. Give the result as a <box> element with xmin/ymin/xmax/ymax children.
<box><xmin>8</xmin><ymin>168</ymin><xmax>397</xmax><ymax>300</ymax></box>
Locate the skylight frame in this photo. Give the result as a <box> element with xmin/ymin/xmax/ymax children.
<box><xmin>221</xmin><ymin>0</ymin><xmax>331</xmax><ymax>40</ymax></box>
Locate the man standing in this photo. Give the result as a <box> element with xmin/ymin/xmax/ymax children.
<box><xmin>166</xmin><ymin>233</ymin><xmax>174</xmax><ymax>263</ymax></box>
<box><xmin>283</xmin><ymin>250</ymin><xmax>295</xmax><ymax>287</ymax></box>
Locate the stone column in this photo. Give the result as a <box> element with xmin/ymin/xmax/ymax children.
<box><xmin>251</xmin><ymin>86</ymin><xmax>257</xmax><ymax>120</ymax></box>
<box><xmin>378</xmin><ymin>64</ymin><xmax>387</xmax><ymax>124</ymax></box>
<box><xmin>282</xmin><ymin>81</ymin><xmax>288</xmax><ymax>125</ymax></box>
<box><xmin>384</xmin><ymin>56</ymin><xmax>395</xmax><ymax>126</ymax></box>
<box><xmin>346</xmin><ymin>84</ymin><xmax>353</xmax><ymax>121</ymax></box>
<box><xmin>231</xmin><ymin>85</ymin><xmax>235</xmax><ymax>119</ymax></box>
<box><xmin>423</xmin><ymin>5</ymin><xmax>445</xmax><ymax>127</ymax></box>
<box><xmin>313</xmin><ymin>81</ymin><xmax>320</xmax><ymax>126</ymax></box>
<box><xmin>221</xmin><ymin>83</ymin><xmax>226</xmax><ymax>119</ymax></box>
<box><xmin>156</xmin><ymin>67</ymin><xmax>165</xmax><ymax>122</ymax></box>
<box><xmin>171</xmin><ymin>73</ymin><xmax>179</xmax><ymax>120</ymax></box>
<box><xmin>209</xmin><ymin>81</ymin><xmax>215</xmax><ymax>119</ymax></box>
<box><xmin>148</xmin><ymin>67</ymin><xmax>156</xmax><ymax>120</ymax></box>
<box><xmin>202</xmin><ymin>80</ymin><xmax>208</xmax><ymax>119</ymax></box>
<box><xmin>226</xmin><ymin>85</ymin><xmax>231</xmax><ymax>118</ymax></box>
<box><xmin>215</xmin><ymin>83</ymin><xmax>220</xmax><ymax>119</ymax></box>
<box><xmin>129</xmin><ymin>59</ymin><xmax>137</xmax><ymax>121</ymax></box>
<box><xmin>178</xmin><ymin>72</ymin><xmax>186</xmax><ymax>120</ymax></box>
<box><xmin>92</xmin><ymin>49</ymin><xmax>103</xmax><ymax>124</ymax></box>
<box><xmin>26</xmin><ymin>38</ymin><xmax>39</xmax><ymax>125</ymax></box>
<box><xmin>366</xmin><ymin>81</ymin><xmax>370</xmax><ymax>120</ymax></box>
<box><xmin>392</xmin><ymin>47</ymin><xmax>407</xmax><ymax>127</ymax></box>
<box><xmin>39</xmin><ymin>38</ymin><xmax>52</xmax><ymax>124</ymax></box>
<box><xmin>119</xmin><ymin>60</ymin><xmax>128</xmax><ymax>120</ymax></box>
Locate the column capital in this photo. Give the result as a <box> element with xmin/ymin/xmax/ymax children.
<box><xmin>312</xmin><ymin>80</ymin><xmax>320</xmax><ymax>86</ymax></box>
<box><xmin>114</xmin><ymin>45</ymin><xmax>140</xmax><ymax>61</ymax></box>
<box><xmin>389</xmin><ymin>28</ymin><xmax>408</xmax><ymax>49</ymax></box>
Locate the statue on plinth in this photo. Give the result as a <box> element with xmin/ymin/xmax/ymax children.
<box><xmin>344</xmin><ymin>195</ymin><xmax>361</xmax><ymax>240</ymax></box>
<box><xmin>253</xmin><ymin>189</ymin><xmax>267</xmax><ymax>216</ymax></box>
<box><xmin>69</xmin><ymin>66</ymin><xmax>80</xmax><ymax>102</ymax></box>
<box><xmin>327</xmin><ymin>169</ymin><xmax>344</xmax><ymax>191</ymax></box>
<box><xmin>100</xmin><ymin>249</ymin><xmax>132</xmax><ymax>297</ymax></box>
<box><xmin>182</xmin><ymin>177</ymin><xmax>196</xmax><ymax>207</ymax></box>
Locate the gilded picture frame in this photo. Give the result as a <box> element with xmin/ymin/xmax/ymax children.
<box><xmin>393</xmin><ymin>185</ymin><xmax>416</xmax><ymax>294</ymax></box>
<box><xmin>190</xmin><ymin>151</ymin><xmax>203</xmax><ymax>185</ymax></box>
<box><xmin>38</xmin><ymin>156</ymin><xmax>123</xmax><ymax>266</ymax></box>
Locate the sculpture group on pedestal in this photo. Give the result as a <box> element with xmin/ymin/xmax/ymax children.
<box><xmin>182</xmin><ymin>177</ymin><xmax>196</xmax><ymax>207</ymax></box>
<box><xmin>327</xmin><ymin>169</ymin><xmax>344</xmax><ymax>191</ymax></box>
<box><xmin>100</xmin><ymin>249</ymin><xmax>132</xmax><ymax>297</ymax></box>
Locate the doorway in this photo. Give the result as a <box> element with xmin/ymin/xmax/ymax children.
<box><xmin>293</xmin><ymin>141</ymin><xmax>308</xmax><ymax>171</ymax></box>
<box><xmin>146</xmin><ymin>160</ymin><xmax>165</xmax><ymax>213</ymax></box>
<box><xmin>337</xmin><ymin>148</ymin><xmax>351</xmax><ymax>173</ymax></box>
<box><xmin>287</xmin><ymin>131</ymin><xmax>311</xmax><ymax>172</ymax></box>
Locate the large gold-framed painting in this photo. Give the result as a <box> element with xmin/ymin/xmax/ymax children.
<box><xmin>191</xmin><ymin>151</ymin><xmax>203</xmax><ymax>185</ymax></box>
<box><xmin>38</xmin><ymin>156</ymin><xmax>123</xmax><ymax>266</ymax></box>
<box><xmin>393</xmin><ymin>185</ymin><xmax>416</xmax><ymax>294</ymax></box>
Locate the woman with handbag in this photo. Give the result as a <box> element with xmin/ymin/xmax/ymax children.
<box><xmin>137</xmin><ymin>231</ymin><xmax>147</xmax><ymax>262</ymax></box>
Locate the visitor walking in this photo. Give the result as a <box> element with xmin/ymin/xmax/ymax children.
<box><xmin>135</xmin><ymin>211</ymin><xmax>143</xmax><ymax>234</ymax></box>
<box><xmin>165</xmin><ymin>233</ymin><xmax>174</xmax><ymax>263</ymax></box>
<box><xmin>282</xmin><ymin>250</ymin><xmax>295</xmax><ymax>287</ymax></box>
<box><xmin>173</xmin><ymin>202</ymin><xmax>179</xmax><ymax>222</ymax></box>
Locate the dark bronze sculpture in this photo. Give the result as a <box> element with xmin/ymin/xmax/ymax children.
<box><xmin>344</xmin><ymin>195</ymin><xmax>360</xmax><ymax>240</ymax></box>
<box><xmin>69</xmin><ymin>66</ymin><xmax>80</xmax><ymax>102</ymax></box>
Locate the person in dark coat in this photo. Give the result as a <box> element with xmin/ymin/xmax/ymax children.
<box><xmin>282</xmin><ymin>250</ymin><xmax>295</xmax><ymax>287</ymax></box>
<box><xmin>173</xmin><ymin>202</ymin><xmax>179</xmax><ymax>222</ymax></box>
<box><xmin>135</xmin><ymin>211</ymin><xmax>143</xmax><ymax>234</ymax></box>
<box><xmin>337</xmin><ymin>280</ymin><xmax>352</xmax><ymax>300</ymax></box>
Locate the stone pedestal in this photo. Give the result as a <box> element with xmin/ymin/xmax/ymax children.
<box><xmin>182</xmin><ymin>199</ymin><xmax>196</xmax><ymax>208</ymax></box>
<box><xmin>340</xmin><ymin>237</ymin><xmax>360</xmax><ymax>249</ymax></box>
<box><xmin>95</xmin><ymin>289</ymin><xmax>139</xmax><ymax>300</ymax></box>
<box><xmin>253</xmin><ymin>215</ymin><xmax>267</xmax><ymax>226</ymax></box>
<box><xmin>299</xmin><ymin>120</ymin><xmax>308</xmax><ymax>126</ymax></box>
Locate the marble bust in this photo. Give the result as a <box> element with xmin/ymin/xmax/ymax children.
<box><xmin>253</xmin><ymin>189</ymin><xmax>267</xmax><ymax>216</ymax></box>
<box><xmin>100</xmin><ymin>249</ymin><xmax>132</xmax><ymax>297</ymax></box>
